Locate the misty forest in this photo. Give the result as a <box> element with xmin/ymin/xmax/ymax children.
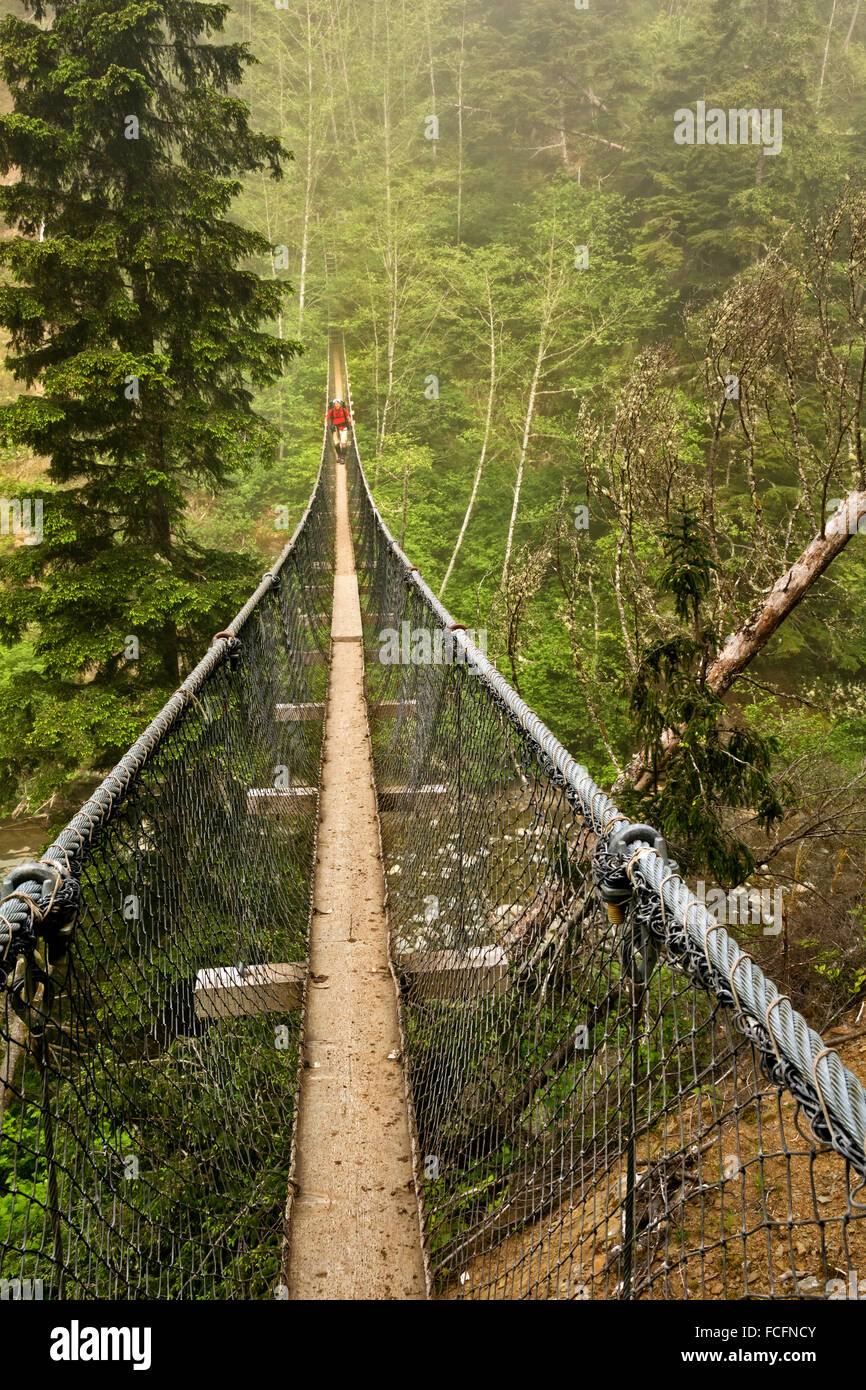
<box><xmin>2</xmin><ymin>0</ymin><xmax>864</xmax><ymax>1035</ymax></box>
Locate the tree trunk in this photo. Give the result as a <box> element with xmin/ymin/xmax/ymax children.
<box><xmin>819</xmin><ymin>0</ymin><xmax>838</xmax><ymax>94</ymax></box>
<box><xmin>424</xmin><ymin>1</ymin><xmax>436</xmax><ymax>161</ymax></box>
<box><xmin>0</xmin><ymin>1009</ymin><xmax>28</xmax><ymax>1134</ymax></box>
<box><xmin>703</xmin><ymin>491</ymin><xmax>866</xmax><ymax>696</ymax></box>
<box><xmin>439</xmin><ymin>274</ymin><xmax>496</xmax><ymax>596</ymax></box>
<box><xmin>456</xmin><ymin>5</ymin><xmax>466</xmax><ymax>243</ymax></box>
<box><xmin>619</xmin><ymin>490</ymin><xmax>866</xmax><ymax>792</ymax></box>
<box><xmin>400</xmin><ymin>457</ymin><xmax>409</xmax><ymax>548</ymax></box>
<box><xmin>147</xmin><ymin>466</ymin><xmax>180</xmax><ymax>684</ymax></box>
<box><xmin>378</xmin><ymin>14</ymin><xmax>398</xmax><ymax>461</ymax></box>
<box><xmin>261</xmin><ymin>172</ymin><xmax>285</xmax><ymax>461</ymax></box>
<box><xmin>501</xmin><ymin>222</ymin><xmax>559</xmax><ymax>586</ymax></box>
<box><xmin>297</xmin><ymin>0</ymin><xmax>316</xmax><ymax>333</ymax></box>
<box><xmin>501</xmin><ymin>354</ymin><xmax>540</xmax><ymax>586</ymax></box>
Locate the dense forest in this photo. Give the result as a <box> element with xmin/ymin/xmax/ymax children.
<box><xmin>0</xmin><ymin>0</ymin><xmax>865</xmax><ymax>1028</ymax></box>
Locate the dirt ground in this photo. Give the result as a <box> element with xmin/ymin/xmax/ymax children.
<box><xmin>286</xmin><ymin>403</ymin><xmax>427</xmax><ymax>1299</ymax></box>
<box><xmin>447</xmin><ymin>1025</ymin><xmax>866</xmax><ymax>1301</ymax></box>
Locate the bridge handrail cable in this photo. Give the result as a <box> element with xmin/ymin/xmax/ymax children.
<box><xmin>338</xmin><ymin>334</ymin><xmax>866</xmax><ymax>1179</ymax></box>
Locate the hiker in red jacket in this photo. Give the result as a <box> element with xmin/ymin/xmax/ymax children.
<box><xmin>327</xmin><ymin>398</ymin><xmax>352</xmax><ymax>460</ymax></box>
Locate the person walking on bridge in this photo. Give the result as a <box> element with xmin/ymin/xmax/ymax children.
<box><xmin>327</xmin><ymin>398</ymin><xmax>352</xmax><ymax>460</ymax></box>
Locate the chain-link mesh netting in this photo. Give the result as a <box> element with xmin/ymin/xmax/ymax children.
<box><xmin>0</xmin><ymin>438</ymin><xmax>333</xmax><ymax>1299</ymax></box>
<box><xmin>342</xmin><ymin>350</ymin><xmax>866</xmax><ymax>1302</ymax></box>
<box><xmin>5</xmin><ymin>333</ymin><xmax>866</xmax><ymax>1306</ymax></box>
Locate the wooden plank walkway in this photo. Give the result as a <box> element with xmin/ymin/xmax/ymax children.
<box><xmin>286</xmin><ymin>362</ymin><xmax>426</xmax><ymax>1300</ymax></box>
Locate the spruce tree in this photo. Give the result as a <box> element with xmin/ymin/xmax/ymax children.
<box><xmin>623</xmin><ymin>508</ymin><xmax>788</xmax><ymax>884</ymax></box>
<box><xmin>0</xmin><ymin>0</ymin><xmax>298</xmax><ymax>809</ymax></box>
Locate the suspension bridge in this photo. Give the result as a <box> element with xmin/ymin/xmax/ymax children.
<box><xmin>1</xmin><ymin>338</ymin><xmax>865</xmax><ymax>1302</ymax></box>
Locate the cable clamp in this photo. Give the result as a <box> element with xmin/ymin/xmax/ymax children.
<box><xmin>592</xmin><ymin>823</ymin><xmax>670</xmax><ymax>919</ymax></box>
<box><xmin>211</xmin><ymin>630</ymin><xmax>243</xmax><ymax>671</ymax></box>
<box><xmin>0</xmin><ymin>860</ymin><xmax>81</xmax><ymax>969</ymax></box>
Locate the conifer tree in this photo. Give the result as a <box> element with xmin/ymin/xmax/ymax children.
<box><xmin>0</xmin><ymin>0</ymin><xmax>298</xmax><ymax>805</ymax></box>
<box><xmin>623</xmin><ymin>508</ymin><xmax>787</xmax><ymax>883</ymax></box>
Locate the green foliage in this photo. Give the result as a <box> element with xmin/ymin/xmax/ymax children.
<box><xmin>658</xmin><ymin>507</ymin><xmax>717</xmax><ymax>628</ymax></box>
<box><xmin>624</xmin><ymin>508</ymin><xmax>787</xmax><ymax>881</ymax></box>
<box><xmin>0</xmin><ymin>0</ymin><xmax>299</xmax><ymax>809</ymax></box>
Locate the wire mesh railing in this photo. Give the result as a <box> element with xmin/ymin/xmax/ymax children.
<box><xmin>0</xmin><ymin>420</ymin><xmax>333</xmax><ymax>1299</ymax></box>
<box><xmin>5</xmin><ymin>331</ymin><xmax>866</xmax><ymax>1305</ymax></box>
<box><xmin>342</xmin><ymin>345</ymin><xmax>866</xmax><ymax>1301</ymax></box>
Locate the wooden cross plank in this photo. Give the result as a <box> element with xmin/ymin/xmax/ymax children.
<box><xmin>377</xmin><ymin>785</ymin><xmax>447</xmax><ymax>811</ymax></box>
<box><xmin>397</xmin><ymin>948</ymin><xmax>509</xmax><ymax>1001</ymax></box>
<box><xmin>369</xmin><ymin>699</ymin><xmax>418</xmax><ymax>717</ymax></box>
<box><xmin>248</xmin><ymin>787</ymin><xmax>318</xmax><ymax>813</ymax></box>
<box><xmin>194</xmin><ymin>961</ymin><xmax>307</xmax><ymax>1020</ymax></box>
<box><xmin>288</xmin><ymin>650</ymin><xmax>327</xmax><ymax>666</ymax></box>
<box><xmin>275</xmin><ymin>702</ymin><xmax>326</xmax><ymax>722</ymax></box>
<box><xmin>248</xmin><ymin>784</ymin><xmax>445</xmax><ymax>814</ymax></box>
